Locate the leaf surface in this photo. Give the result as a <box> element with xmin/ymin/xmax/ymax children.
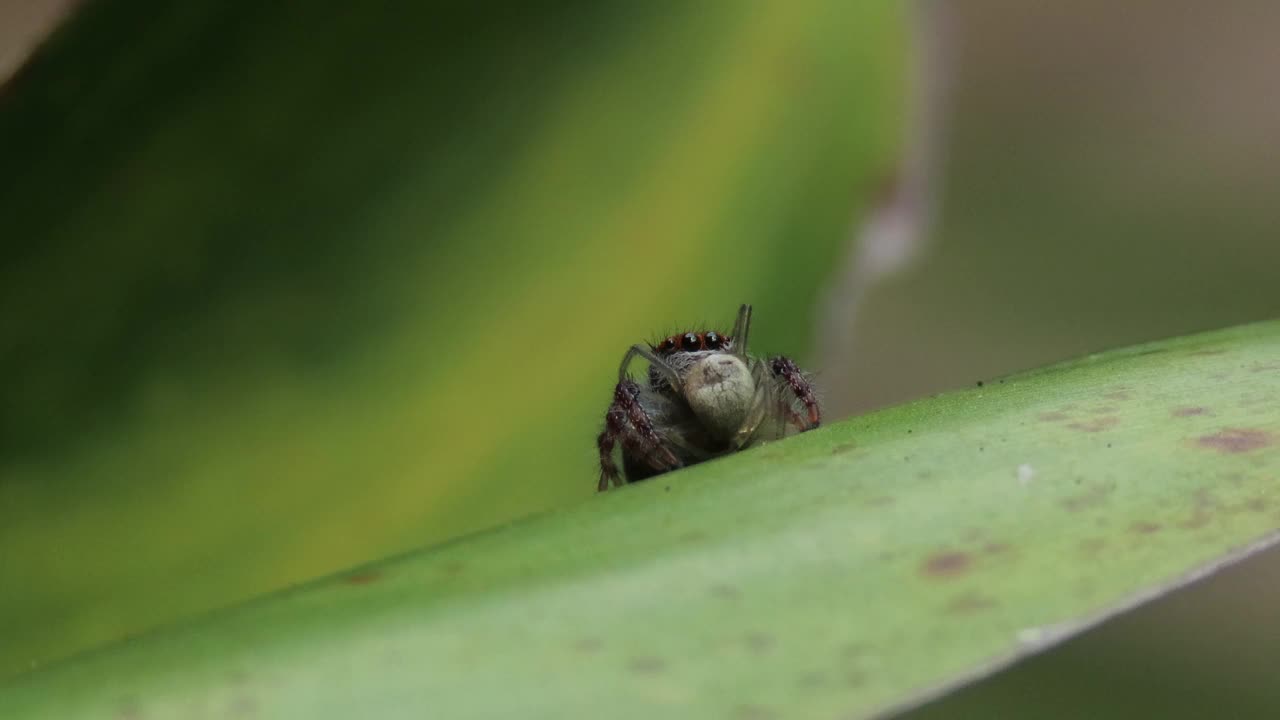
<box><xmin>4</xmin><ymin>321</ymin><xmax>1279</xmax><ymax>718</ymax></box>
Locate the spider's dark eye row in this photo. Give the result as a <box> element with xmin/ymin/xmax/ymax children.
<box><xmin>655</xmin><ymin>330</ymin><xmax>730</xmax><ymax>353</ymax></box>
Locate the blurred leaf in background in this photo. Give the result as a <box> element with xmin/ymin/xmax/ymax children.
<box><xmin>0</xmin><ymin>1</ymin><xmax>907</xmax><ymax>677</ymax></box>
<box><xmin>842</xmin><ymin>2</ymin><xmax>1280</xmax><ymax>718</ymax></box>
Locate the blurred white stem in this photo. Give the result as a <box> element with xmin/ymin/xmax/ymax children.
<box><xmin>816</xmin><ymin>0</ymin><xmax>953</xmax><ymax>415</ymax></box>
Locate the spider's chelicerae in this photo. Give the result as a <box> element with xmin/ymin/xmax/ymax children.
<box><xmin>596</xmin><ymin>303</ymin><xmax>821</xmax><ymax>491</ymax></box>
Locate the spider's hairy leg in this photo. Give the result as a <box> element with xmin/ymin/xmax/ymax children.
<box><xmin>730</xmin><ymin>303</ymin><xmax>753</xmax><ymax>358</ymax></box>
<box><xmin>596</xmin><ymin>379</ymin><xmax>682</xmax><ymax>492</ymax></box>
<box><xmin>618</xmin><ymin>380</ymin><xmax>682</xmax><ymax>468</ymax></box>
<box><xmin>596</xmin><ymin>406</ymin><xmax>625</xmax><ymax>491</ymax></box>
<box><xmin>619</xmin><ymin>344</ymin><xmax>682</xmax><ymax>394</ymax></box>
<box><xmin>770</xmin><ymin>356</ymin><xmax>821</xmax><ymax>430</ymax></box>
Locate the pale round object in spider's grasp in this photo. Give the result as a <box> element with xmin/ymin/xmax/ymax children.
<box><xmin>684</xmin><ymin>353</ymin><xmax>755</xmax><ymax>441</ymax></box>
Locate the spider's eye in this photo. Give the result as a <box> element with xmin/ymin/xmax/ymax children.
<box><xmin>681</xmin><ymin>333</ymin><xmax>700</xmax><ymax>351</ymax></box>
<box><xmin>658</xmin><ymin>337</ymin><xmax>676</xmax><ymax>352</ymax></box>
<box><xmin>705</xmin><ymin>331</ymin><xmax>722</xmax><ymax>349</ymax></box>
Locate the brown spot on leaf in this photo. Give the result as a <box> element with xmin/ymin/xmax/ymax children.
<box><xmin>627</xmin><ymin>656</ymin><xmax>666</xmax><ymax>674</ymax></box>
<box><xmin>1078</xmin><ymin>538</ymin><xmax>1108</xmax><ymax>555</ymax></box>
<box><xmin>1193</xmin><ymin>488</ymin><xmax>1216</xmax><ymax>508</ymax></box>
<box><xmin>1067</xmin><ymin>416</ymin><xmax>1120</xmax><ymax>433</ymax></box>
<box><xmin>1239</xmin><ymin>394</ymin><xmax>1272</xmax><ymax>408</ymax></box>
<box><xmin>734</xmin><ymin>705</ymin><xmax>777</xmax><ymax>720</ymax></box>
<box><xmin>1062</xmin><ymin>486</ymin><xmax>1111</xmax><ymax>512</ymax></box>
<box><xmin>344</xmin><ymin>570</ymin><xmax>382</xmax><ymax>586</ymax></box>
<box><xmin>947</xmin><ymin>592</ymin><xmax>998</xmax><ymax>614</ymax></box>
<box><xmin>922</xmin><ymin>551</ymin><xmax>972</xmax><ymax>578</ymax></box>
<box><xmin>744</xmin><ymin>632</ymin><xmax>776</xmax><ymax>654</ymax></box>
<box><xmin>1037</xmin><ymin>411</ymin><xmax>1069</xmax><ymax>422</ymax></box>
<box><xmin>709</xmin><ymin>583</ymin><xmax>740</xmax><ymax>600</ymax></box>
<box><xmin>1196</xmin><ymin>428</ymin><xmax>1273</xmax><ymax>454</ymax></box>
<box><xmin>1180</xmin><ymin>513</ymin><xmax>1212</xmax><ymax>530</ymax></box>
<box><xmin>1131</xmin><ymin>521</ymin><xmax>1162</xmax><ymax>534</ymax></box>
<box><xmin>841</xmin><ymin>642</ymin><xmax>867</xmax><ymax>659</ymax></box>
<box><xmin>831</xmin><ymin>441</ymin><xmax>858</xmax><ymax>455</ymax></box>
<box><xmin>1180</xmin><ymin>490</ymin><xmax>1216</xmax><ymax>529</ymax></box>
<box><xmin>1173</xmin><ymin>407</ymin><xmax>1208</xmax><ymax>417</ymax></box>
<box><xmin>574</xmin><ymin>638</ymin><xmax>603</xmax><ymax>653</ymax></box>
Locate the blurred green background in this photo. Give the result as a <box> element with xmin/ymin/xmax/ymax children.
<box><xmin>2</xmin><ymin>0</ymin><xmax>1279</xmax><ymax>717</ymax></box>
<box><xmin>0</xmin><ymin>0</ymin><xmax>906</xmax><ymax>680</ymax></box>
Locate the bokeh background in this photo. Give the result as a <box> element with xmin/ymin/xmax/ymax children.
<box><xmin>2</xmin><ymin>1</ymin><xmax>1278</xmax><ymax>717</ymax></box>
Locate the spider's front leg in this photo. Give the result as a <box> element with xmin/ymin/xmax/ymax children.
<box><xmin>596</xmin><ymin>405</ymin><xmax>626</xmax><ymax>492</ymax></box>
<box><xmin>770</xmin><ymin>356</ymin><xmax>821</xmax><ymax>431</ymax></box>
<box><xmin>596</xmin><ymin>379</ymin><xmax>682</xmax><ymax>491</ymax></box>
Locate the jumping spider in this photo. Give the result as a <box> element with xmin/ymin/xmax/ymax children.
<box><xmin>596</xmin><ymin>303</ymin><xmax>821</xmax><ymax>491</ymax></box>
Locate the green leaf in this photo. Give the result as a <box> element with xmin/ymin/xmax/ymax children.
<box><xmin>4</xmin><ymin>321</ymin><xmax>1278</xmax><ymax>718</ymax></box>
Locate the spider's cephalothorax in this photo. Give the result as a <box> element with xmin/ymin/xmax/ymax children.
<box><xmin>596</xmin><ymin>304</ymin><xmax>821</xmax><ymax>491</ymax></box>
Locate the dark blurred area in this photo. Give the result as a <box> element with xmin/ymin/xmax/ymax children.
<box><xmin>1</xmin><ymin>0</ymin><xmax>1278</xmax><ymax>716</ymax></box>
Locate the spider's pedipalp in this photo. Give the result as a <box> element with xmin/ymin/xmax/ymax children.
<box><xmin>683</xmin><ymin>353</ymin><xmax>755</xmax><ymax>441</ymax></box>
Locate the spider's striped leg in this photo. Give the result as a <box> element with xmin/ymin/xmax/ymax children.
<box><xmin>769</xmin><ymin>356</ymin><xmax>821</xmax><ymax>431</ymax></box>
